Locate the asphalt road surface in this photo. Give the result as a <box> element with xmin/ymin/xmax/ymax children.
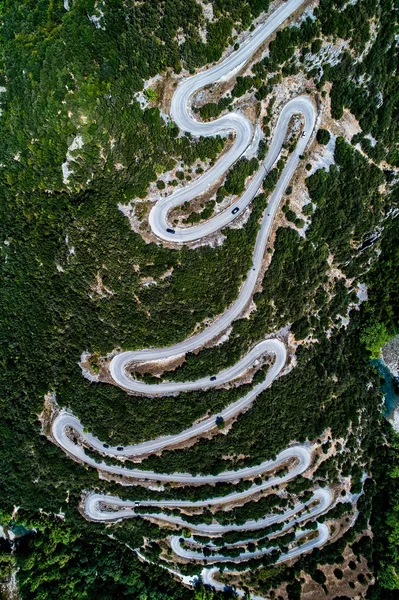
<box><xmin>50</xmin><ymin>0</ymin><xmax>337</xmax><ymax>586</ymax></box>
<box><xmin>200</xmin><ymin>523</ymin><xmax>330</xmax><ymax>594</ymax></box>
<box><xmin>110</xmin><ymin>94</ymin><xmax>314</xmax><ymax>395</ymax></box>
<box><xmin>172</xmin><ymin>522</ymin><xmax>330</xmax><ymax>563</ymax></box>
<box><xmin>54</xmin><ymin>340</ymin><xmax>286</xmax><ymax>458</ymax></box>
<box><xmin>52</xmin><ymin>415</ymin><xmax>311</xmax><ymax>482</ymax></box>
<box><xmin>84</xmin><ymin>488</ymin><xmax>332</xmax><ymax>534</ymax></box>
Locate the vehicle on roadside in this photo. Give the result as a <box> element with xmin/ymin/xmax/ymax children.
<box><xmin>103</xmin><ymin>443</ymin><xmax>109</xmax><ymax>449</ymax></box>
<box><xmin>117</xmin><ymin>446</ymin><xmax>124</xmax><ymax>451</ymax></box>
<box><xmin>302</xmin><ymin>130</ymin><xmax>307</xmax><ymax>137</ymax></box>
<box><xmin>232</xmin><ymin>207</ymin><xmax>239</xmax><ymax>215</ymax></box>
<box><xmin>210</xmin><ymin>376</ymin><xmax>216</xmax><ymax>381</ymax></box>
<box><xmin>166</xmin><ymin>228</ymin><xmax>175</xmax><ymax>234</ymax></box>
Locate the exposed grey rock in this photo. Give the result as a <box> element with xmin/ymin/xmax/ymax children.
<box><xmin>382</xmin><ymin>335</ymin><xmax>399</xmax><ymax>378</ymax></box>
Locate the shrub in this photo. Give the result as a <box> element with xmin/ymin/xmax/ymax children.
<box><xmin>317</xmin><ymin>128</ymin><xmax>331</xmax><ymax>145</ymax></box>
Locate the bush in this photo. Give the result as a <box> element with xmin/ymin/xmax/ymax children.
<box><xmin>317</xmin><ymin>129</ymin><xmax>331</xmax><ymax>145</ymax></box>
<box><xmin>232</xmin><ymin>76</ymin><xmax>253</xmax><ymax>98</ymax></box>
<box><xmin>312</xmin><ymin>569</ymin><xmax>326</xmax><ymax>584</ymax></box>
<box><xmin>334</xmin><ymin>568</ymin><xmax>344</xmax><ymax>580</ymax></box>
<box><xmin>360</xmin><ymin>319</ymin><xmax>393</xmax><ymax>358</ymax></box>
<box><xmin>311</xmin><ymin>38</ymin><xmax>323</xmax><ymax>54</ymax></box>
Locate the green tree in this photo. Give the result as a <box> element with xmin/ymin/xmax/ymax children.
<box><xmin>360</xmin><ymin>319</ymin><xmax>392</xmax><ymax>358</ymax></box>
<box><xmin>316</xmin><ymin>128</ymin><xmax>331</xmax><ymax>145</ymax></box>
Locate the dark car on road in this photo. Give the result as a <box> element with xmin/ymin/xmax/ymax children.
<box><xmin>232</xmin><ymin>207</ymin><xmax>239</xmax><ymax>214</ymax></box>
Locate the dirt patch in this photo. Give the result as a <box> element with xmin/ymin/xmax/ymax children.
<box><xmin>0</xmin><ymin>574</ymin><xmax>19</xmax><ymax>600</ymax></box>
<box><xmin>38</xmin><ymin>392</ymin><xmax>56</xmax><ymax>438</ymax></box>
<box><xmin>320</xmin><ymin>82</ymin><xmax>362</xmax><ymax>142</ymax></box>
<box><xmin>89</xmin><ymin>271</ymin><xmax>114</xmax><ymax>298</ymax></box>
<box><xmin>301</xmin><ymin>532</ymin><xmax>374</xmax><ymax>599</ymax></box>
<box><xmin>154</xmin><ymin>71</ymin><xmax>179</xmax><ymax>115</ymax></box>
<box><xmin>127</xmin><ymin>354</ymin><xmax>186</xmax><ymax>377</ymax></box>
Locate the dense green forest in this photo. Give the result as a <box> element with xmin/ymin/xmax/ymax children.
<box><xmin>355</xmin><ymin>217</ymin><xmax>399</xmax><ymax>599</ymax></box>
<box><xmin>1</xmin><ymin>0</ymin><xmax>399</xmax><ymax>598</ymax></box>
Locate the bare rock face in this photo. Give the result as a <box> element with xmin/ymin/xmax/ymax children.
<box><xmin>382</xmin><ymin>335</ymin><xmax>399</xmax><ymax>378</ymax></box>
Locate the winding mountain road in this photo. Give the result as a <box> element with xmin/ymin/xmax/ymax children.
<box><xmin>110</xmin><ymin>94</ymin><xmax>314</xmax><ymax>395</ymax></box>
<box><xmin>150</xmin><ymin>97</ymin><xmax>314</xmax><ymax>244</ymax></box>
<box><xmin>53</xmin><ymin>415</ymin><xmax>311</xmax><ymax>482</ymax></box>
<box><xmin>110</xmin><ymin>339</ymin><xmax>286</xmax><ymax>396</ymax></box>
<box><xmin>146</xmin><ymin>0</ymin><xmax>308</xmax><ymax>242</ymax></box>
<box><xmin>85</xmin><ymin>488</ymin><xmax>332</xmax><ymax>534</ymax></box>
<box><xmin>200</xmin><ymin>523</ymin><xmax>330</xmax><ymax>595</ymax></box>
<box><xmin>49</xmin><ymin>1</ymin><xmax>339</xmax><ymax>592</ymax></box>
<box><xmin>52</xmin><ymin>0</ymin><xmax>317</xmax><ymax>463</ymax></box>
<box><xmin>172</xmin><ymin>523</ymin><xmax>330</xmax><ymax>564</ymax></box>
<box><xmin>109</xmin><ymin>1</ymin><xmax>316</xmax><ymax>396</ymax></box>
<box><xmin>54</xmin><ymin>339</ymin><xmax>286</xmax><ymax>458</ymax></box>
